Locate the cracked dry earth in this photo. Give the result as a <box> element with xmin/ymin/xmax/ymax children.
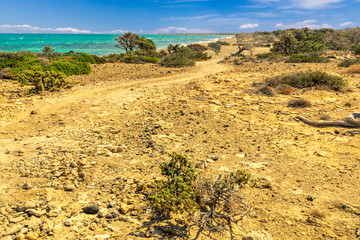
<box><xmin>1</xmin><ymin>43</ymin><xmax>360</xmax><ymax>240</ymax></box>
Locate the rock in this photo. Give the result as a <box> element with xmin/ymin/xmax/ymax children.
<box><xmin>64</xmin><ymin>184</ymin><xmax>76</xmax><ymax>191</ymax></box>
<box><xmin>6</xmin><ymin>224</ymin><xmax>24</xmax><ymax>236</ymax></box>
<box><xmin>25</xmin><ymin>217</ymin><xmax>42</xmax><ymax>230</ymax></box>
<box><xmin>89</xmin><ymin>222</ymin><xmax>97</xmax><ymax>231</ymax></box>
<box><xmin>64</xmin><ymin>219</ymin><xmax>73</xmax><ymax>227</ymax></box>
<box><xmin>16</xmin><ymin>201</ymin><xmax>37</xmax><ymax>212</ymax></box>
<box><xmin>106</xmin><ymin>208</ymin><xmax>120</xmax><ymax>219</ymax></box>
<box><xmin>41</xmin><ymin>220</ymin><xmax>54</xmax><ymax>232</ymax></box>
<box><xmin>26</xmin><ymin>209</ymin><xmax>46</xmax><ymax>217</ymax></box>
<box><xmin>119</xmin><ymin>203</ymin><xmax>131</xmax><ymax>215</ymax></box>
<box><xmin>22</xmin><ymin>183</ymin><xmax>32</xmax><ymax>190</ymax></box>
<box><xmin>47</xmin><ymin>209</ymin><xmax>60</xmax><ymax>217</ymax></box>
<box><xmin>97</xmin><ymin>208</ymin><xmax>108</xmax><ymax>218</ymax></box>
<box><xmin>82</xmin><ymin>205</ymin><xmax>99</xmax><ymax>214</ymax></box>
<box><xmin>307</xmin><ymin>196</ymin><xmax>314</xmax><ymax>201</ymax></box>
<box><xmin>9</xmin><ymin>216</ymin><xmax>25</xmax><ymax>223</ymax></box>
<box><xmin>94</xmin><ymin>235</ymin><xmax>110</xmax><ymax>240</ymax></box>
<box><xmin>25</xmin><ymin>232</ymin><xmax>38</xmax><ymax>240</ymax></box>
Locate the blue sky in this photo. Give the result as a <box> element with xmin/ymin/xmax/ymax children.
<box><xmin>0</xmin><ymin>0</ymin><xmax>359</xmax><ymax>33</ymax></box>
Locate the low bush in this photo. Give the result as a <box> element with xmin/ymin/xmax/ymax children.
<box><xmin>149</xmin><ymin>153</ymin><xmax>198</xmax><ymax>215</ymax></box>
<box><xmin>286</xmin><ymin>53</ymin><xmax>330</xmax><ymax>63</ymax></box>
<box><xmin>160</xmin><ymin>53</ymin><xmax>195</xmax><ymax>67</ymax></box>
<box><xmin>265</xmin><ymin>72</ymin><xmax>347</xmax><ymax>90</ymax></box>
<box><xmin>47</xmin><ymin>61</ymin><xmax>91</xmax><ymax>76</ymax></box>
<box><xmin>258</xmin><ymin>86</ymin><xmax>277</xmax><ymax>96</ymax></box>
<box><xmin>351</xmin><ymin>45</ymin><xmax>360</xmax><ymax>55</ymax></box>
<box><xmin>208</xmin><ymin>42</ymin><xmax>221</xmax><ymax>54</ymax></box>
<box><xmin>256</xmin><ymin>52</ymin><xmax>283</xmax><ymax>61</ymax></box>
<box><xmin>149</xmin><ymin>152</ymin><xmax>253</xmax><ymax>233</ymax></box>
<box><xmin>141</xmin><ymin>56</ymin><xmax>160</xmax><ymax>63</ymax></box>
<box><xmin>187</xmin><ymin>44</ymin><xmax>208</xmax><ymax>52</ymax></box>
<box><xmin>288</xmin><ymin>99</ymin><xmax>312</xmax><ymax>108</ymax></box>
<box><xmin>14</xmin><ymin>70</ymin><xmax>69</xmax><ymax>92</ymax></box>
<box><xmin>338</xmin><ymin>58</ymin><xmax>360</xmax><ymax>67</ymax></box>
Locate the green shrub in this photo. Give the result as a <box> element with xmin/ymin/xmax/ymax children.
<box><xmin>149</xmin><ymin>153</ymin><xmax>198</xmax><ymax>215</ymax></box>
<box><xmin>286</xmin><ymin>53</ymin><xmax>330</xmax><ymax>63</ymax></box>
<box><xmin>256</xmin><ymin>52</ymin><xmax>282</xmax><ymax>61</ymax></box>
<box><xmin>72</xmin><ymin>53</ymin><xmax>97</xmax><ymax>64</ymax></box>
<box><xmin>160</xmin><ymin>54</ymin><xmax>195</xmax><ymax>67</ymax></box>
<box><xmin>187</xmin><ymin>44</ymin><xmax>208</xmax><ymax>52</ymax></box>
<box><xmin>141</xmin><ymin>56</ymin><xmax>160</xmax><ymax>63</ymax></box>
<box><xmin>338</xmin><ymin>58</ymin><xmax>360</xmax><ymax>67</ymax></box>
<box><xmin>47</xmin><ymin>61</ymin><xmax>91</xmax><ymax>76</ymax></box>
<box><xmin>265</xmin><ymin>72</ymin><xmax>347</xmax><ymax>90</ymax></box>
<box><xmin>208</xmin><ymin>42</ymin><xmax>221</xmax><ymax>54</ymax></box>
<box><xmin>351</xmin><ymin>45</ymin><xmax>360</xmax><ymax>55</ymax></box>
<box><xmin>14</xmin><ymin>70</ymin><xmax>68</xmax><ymax>92</ymax></box>
<box><xmin>136</xmin><ymin>37</ymin><xmax>157</xmax><ymax>51</ymax></box>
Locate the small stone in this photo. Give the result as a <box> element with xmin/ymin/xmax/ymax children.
<box><xmin>17</xmin><ymin>201</ymin><xmax>37</xmax><ymax>212</ymax></box>
<box><xmin>47</xmin><ymin>209</ymin><xmax>60</xmax><ymax>217</ymax></box>
<box><xmin>64</xmin><ymin>184</ymin><xmax>76</xmax><ymax>191</ymax></box>
<box><xmin>119</xmin><ymin>203</ymin><xmax>131</xmax><ymax>215</ymax></box>
<box><xmin>6</xmin><ymin>224</ymin><xmax>24</xmax><ymax>235</ymax></box>
<box><xmin>82</xmin><ymin>205</ymin><xmax>99</xmax><ymax>214</ymax></box>
<box><xmin>9</xmin><ymin>216</ymin><xmax>25</xmax><ymax>223</ymax></box>
<box><xmin>25</xmin><ymin>231</ymin><xmax>38</xmax><ymax>240</ymax></box>
<box><xmin>97</xmin><ymin>208</ymin><xmax>108</xmax><ymax>218</ymax></box>
<box><xmin>26</xmin><ymin>209</ymin><xmax>46</xmax><ymax>217</ymax></box>
<box><xmin>106</xmin><ymin>208</ymin><xmax>120</xmax><ymax>219</ymax></box>
<box><xmin>64</xmin><ymin>219</ymin><xmax>73</xmax><ymax>227</ymax></box>
<box><xmin>22</xmin><ymin>183</ymin><xmax>32</xmax><ymax>190</ymax></box>
<box><xmin>307</xmin><ymin>196</ymin><xmax>314</xmax><ymax>201</ymax></box>
<box><xmin>89</xmin><ymin>222</ymin><xmax>97</xmax><ymax>231</ymax></box>
<box><xmin>94</xmin><ymin>235</ymin><xmax>110</xmax><ymax>240</ymax></box>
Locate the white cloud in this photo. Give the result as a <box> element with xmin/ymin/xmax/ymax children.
<box><xmin>275</xmin><ymin>20</ymin><xmax>332</xmax><ymax>29</ymax></box>
<box><xmin>0</xmin><ymin>24</ymin><xmax>91</xmax><ymax>34</ymax></box>
<box><xmin>287</xmin><ymin>0</ymin><xmax>343</xmax><ymax>9</ymax></box>
<box><xmin>109</xmin><ymin>29</ymin><xmax>129</xmax><ymax>34</ymax></box>
<box><xmin>163</xmin><ymin>14</ymin><xmax>220</xmax><ymax>21</ymax></box>
<box><xmin>240</xmin><ymin>23</ymin><xmax>259</xmax><ymax>29</ymax></box>
<box><xmin>339</xmin><ymin>21</ymin><xmax>355</xmax><ymax>27</ymax></box>
<box><xmin>153</xmin><ymin>26</ymin><xmax>213</xmax><ymax>34</ymax></box>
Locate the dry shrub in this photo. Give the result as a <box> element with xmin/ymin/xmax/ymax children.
<box><xmin>0</xmin><ymin>68</ymin><xmax>13</xmax><ymax>79</ymax></box>
<box><xmin>345</xmin><ymin>64</ymin><xmax>360</xmax><ymax>74</ymax></box>
<box><xmin>288</xmin><ymin>99</ymin><xmax>312</xmax><ymax>108</ymax></box>
<box><xmin>309</xmin><ymin>209</ymin><xmax>326</xmax><ymax>219</ymax></box>
<box><xmin>258</xmin><ymin>86</ymin><xmax>277</xmax><ymax>96</ymax></box>
<box><xmin>275</xmin><ymin>84</ymin><xmax>296</xmax><ymax>95</ymax></box>
<box><xmin>320</xmin><ymin>115</ymin><xmax>331</xmax><ymax>120</ymax></box>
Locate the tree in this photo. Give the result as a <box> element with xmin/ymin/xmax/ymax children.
<box><xmin>271</xmin><ymin>31</ymin><xmax>299</xmax><ymax>55</ymax></box>
<box><xmin>135</xmin><ymin>37</ymin><xmax>156</xmax><ymax>51</ymax></box>
<box><xmin>114</xmin><ymin>31</ymin><xmax>140</xmax><ymax>53</ymax></box>
<box><xmin>42</xmin><ymin>45</ymin><xmax>54</xmax><ymax>56</ymax></box>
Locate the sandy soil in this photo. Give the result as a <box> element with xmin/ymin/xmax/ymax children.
<box><xmin>1</xmin><ymin>38</ymin><xmax>360</xmax><ymax>240</ymax></box>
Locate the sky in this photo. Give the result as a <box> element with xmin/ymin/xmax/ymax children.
<box><xmin>0</xmin><ymin>0</ymin><xmax>359</xmax><ymax>34</ymax></box>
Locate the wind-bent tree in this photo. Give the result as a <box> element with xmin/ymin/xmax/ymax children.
<box><xmin>114</xmin><ymin>32</ymin><xmax>140</xmax><ymax>53</ymax></box>
<box><xmin>42</xmin><ymin>45</ymin><xmax>55</xmax><ymax>56</ymax></box>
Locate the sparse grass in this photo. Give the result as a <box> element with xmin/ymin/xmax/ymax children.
<box><xmin>275</xmin><ymin>84</ymin><xmax>296</xmax><ymax>95</ymax></box>
<box><xmin>265</xmin><ymin>72</ymin><xmax>347</xmax><ymax>91</ymax></box>
<box><xmin>256</xmin><ymin>52</ymin><xmax>283</xmax><ymax>61</ymax></box>
<box><xmin>288</xmin><ymin>99</ymin><xmax>312</xmax><ymax>108</ymax></box>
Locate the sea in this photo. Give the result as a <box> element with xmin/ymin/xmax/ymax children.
<box><xmin>0</xmin><ymin>34</ymin><xmax>233</xmax><ymax>56</ymax></box>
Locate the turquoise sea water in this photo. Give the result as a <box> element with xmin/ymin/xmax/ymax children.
<box><xmin>0</xmin><ymin>34</ymin><xmax>233</xmax><ymax>56</ymax></box>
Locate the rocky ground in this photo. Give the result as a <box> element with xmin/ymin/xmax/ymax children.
<box><xmin>0</xmin><ymin>39</ymin><xmax>360</xmax><ymax>240</ymax></box>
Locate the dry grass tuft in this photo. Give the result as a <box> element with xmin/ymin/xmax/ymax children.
<box><xmin>288</xmin><ymin>99</ymin><xmax>312</xmax><ymax>108</ymax></box>
<box><xmin>309</xmin><ymin>209</ymin><xmax>326</xmax><ymax>219</ymax></box>
<box><xmin>258</xmin><ymin>86</ymin><xmax>277</xmax><ymax>97</ymax></box>
<box><xmin>275</xmin><ymin>84</ymin><xmax>296</xmax><ymax>95</ymax></box>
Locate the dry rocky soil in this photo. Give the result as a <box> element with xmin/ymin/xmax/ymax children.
<box><xmin>0</xmin><ymin>38</ymin><xmax>360</xmax><ymax>240</ymax></box>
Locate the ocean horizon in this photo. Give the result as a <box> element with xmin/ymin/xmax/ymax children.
<box><xmin>0</xmin><ymin>34</ymin><xmax>233</xmax><ymax>56</ymax></box>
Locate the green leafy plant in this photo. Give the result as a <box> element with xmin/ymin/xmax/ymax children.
<box><xmin>338</xmin><ymin>58</ymin><xmax>360</xmax><ymax>67</ymax></box>
<box><xmin>149</xmin><ymin>153</ymin><xmax>198</xmax><ymax>216</ymax></box>
<box><xmin>14</xmin><ymin>70</ymin><xmax>68</xmax><ymax>92</ymax></box>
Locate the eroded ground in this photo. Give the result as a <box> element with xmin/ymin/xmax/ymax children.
<box><xmin>1</xmin><ymin>41</ymin><xmax>360</xmax><ymax>240</ymax></box>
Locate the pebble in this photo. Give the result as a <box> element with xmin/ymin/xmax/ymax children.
<box><xmin>64</xmin><ymin>184</ymin><xmax>76</xmax><ymax>191</ymax></box>
<box><xmin>64</xmin><ymin>219</ymin><xmax>73</xmax><ymax>227</ymax></box>
<box><xmin>82</xmin><ymin>205</ymin><xmax>99</xmax><ymax>214</ymax></box>
<box><xmin>22</xmin><ymin>183</ymin><xmax>32</xmax><ymax>190</ymax></box>
<box><xmin>94</xmin><ymin>235</ymin><xmax>110</xmax><ymax>240</ymax></box>
<box><xmin>9</xmin><ymin>216</ymin><xmax>25</xmax><ymax>223</ymax></box>
<box><xmin>97</xmin><ymin>208</ymin><xmax>108</xmax><ymax>218</ymax></box>
<box><xmin>47</xmin><ymin>209</ymin><xmax>60</xmax><ymax>217</ymax></box>
<box><xmin>106</xmin><ymin>208</ymin><xmax>120</xmax><ymax>219</ymax></box>
<box><xmin>26</xmin><ymin>209</ymin><xmax>46</xmax><ymax>217</ymax></box>
<box><xmin>6</xmin><ymin>224</ymin><xmax>23</xmax><ymax>236</ymax></box>
<box><xmin>25</xmin><ymin>231</ymin><xmax>38</xmax><ymax>240</ymax></box>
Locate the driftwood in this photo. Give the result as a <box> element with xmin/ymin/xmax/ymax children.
<box><xmin>294</xmin><ymin>113</ymin><xmax>360</xmax><ymax>128</ymax></box>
